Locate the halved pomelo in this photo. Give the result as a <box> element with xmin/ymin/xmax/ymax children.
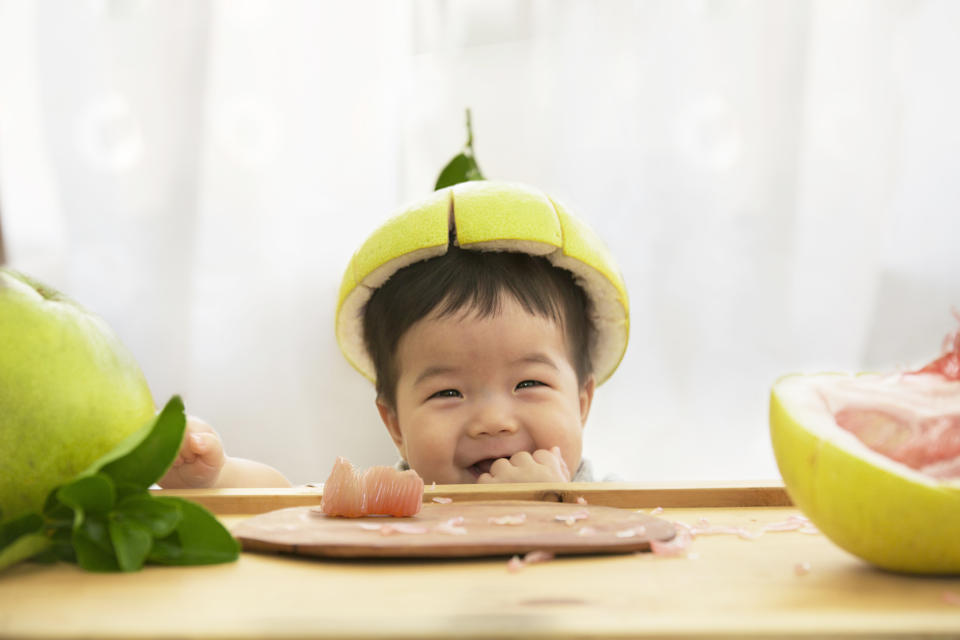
<box><xmin>770</xmin><ymin>330</ymin><xmax>960</xmax><ymax>574</ymax></box>
<box><xmin>336</xmin><ymin>181</ymin><xmax>629</xmax><ymax>385</ymax></box>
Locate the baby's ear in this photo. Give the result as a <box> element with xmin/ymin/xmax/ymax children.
<box><xmin>579</xmin><ymin>375</ymin><xmax>596</xmax><ymax>426</ymax></box>
<box><xmin>376</xmin><ymin>397</ymin><xmax>404</xmax><ymax>450</ymax></box>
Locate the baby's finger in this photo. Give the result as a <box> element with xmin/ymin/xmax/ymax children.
<box><xmin>174</xmin><ymin>433</ymin><xmax>203</xmax><ymax>464</ymax></box>
<box><xmin>185</xmin><ymin>415</ymin><xmax>216</xmax><ymax>437</ymax></box>
<box><xmin>531</xmin><ymin>448</ymin><xmax>571</xmax><ymax>481</ymax></box>
<box><xmin>551</xmin><ymin>446</ymin><xmax>571</xmax><ymax>480</ymax></box>
<box><xmin>189</xmin><ymin>432</ymin><xmax>225</xmax><ymax>467</ymax></box>
<box><xmin>488</xmin><ymin>456</ymin><xmax>517</xmax><ymax>477</ymax></box>
<box><xmin>191</xmin><ymin>433</ymin><xmax>210</xmax><ymax>453</ymax></box>
<box><xmin>506</xmin><ymin>451</ymin><xmax>535</xmax><ymax>467</ymax></box>
<box><xmin>531</xmin><ymin>448</ymin><xmax>556</xmax><ymax>467</ymax></box>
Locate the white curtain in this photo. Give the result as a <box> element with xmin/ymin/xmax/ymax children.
<box><xmin>1</xmin><ymin>0</ymin><xmax>957</xmax><ymax>483</ymax></box>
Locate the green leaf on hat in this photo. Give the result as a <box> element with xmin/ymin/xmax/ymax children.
<box><xmin>435</xmin><ymin>108</ymin><xmax>486</xmax><ymax>190</ymax></box>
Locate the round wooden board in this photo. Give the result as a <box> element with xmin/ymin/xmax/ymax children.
<box><xmin>232</xmin><ymin>500</ymin><xmax>676</xmax><ymax>558</ymax></box>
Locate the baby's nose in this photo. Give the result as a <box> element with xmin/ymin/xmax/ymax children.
<box><xmin>467</xmin><ymin>398</ymin><xmax>519</xmax><ymax>437</ymax></box>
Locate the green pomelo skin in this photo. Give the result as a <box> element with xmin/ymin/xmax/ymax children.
<box><xmin>0</xmin><ymin>269</ymin><xmax>155</xmax><ymax>519</ymax></box>
<box><xmin>770</xmin><ymin>374</ymin><xmax>960</xmax><ymax>575</ymax></box>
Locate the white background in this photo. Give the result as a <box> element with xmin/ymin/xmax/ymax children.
<box><xmin>1</xmin><ymin>0</ymin><xmax>957</xmax><ymax>483</ymax></box>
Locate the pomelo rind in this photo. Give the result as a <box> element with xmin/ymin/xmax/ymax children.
<box><xmin>336</xmin><ymin>181</ymin><xmax>629</xmax><ymax>385</ymax></box>
<box><xmin>770</xmin><ymin>372</ymin><xmax>960</xmax><ymax>574</ymax></box>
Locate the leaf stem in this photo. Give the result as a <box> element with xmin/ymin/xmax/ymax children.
<box><xmin>0</xmin><ymin>534</ymin><xmax>51</xmax><ymax>572</ymax></box>
<box><xmin>465</xmin><ymin>108</ymin><xmax>474</xmax><ymax>154</ymax></box>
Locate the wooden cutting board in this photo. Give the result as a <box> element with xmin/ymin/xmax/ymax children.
<box><xmin>232</xmin><ymin>500</ymin><xmax>676</xmax><ymax>558</ymax></box>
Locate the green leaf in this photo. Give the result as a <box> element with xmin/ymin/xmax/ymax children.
<box><xmin>43</xmin><ymin>486</ymin><xmax>65</xmax><ymax>515</ymax></box>
<box><xmin>115</xmin><ymin>494</ymin><xmax>182</xmax><ymax>538</ymax></box>
<box><xmin>49</xmin><ymin>527</ymin><xmax>76</xmax><ymax>563</ymax></box>
<box><xmin>98</xmin><ymin>396</ymin><xmax>187</xmax><ymax>489</ymax></box>
<box><xmin>114</xmin><ymin>481</ymin><xmax>146</xmax><ymax>502</ymax></box>
<box><xmin>0</xmin><ymin>513</ymin><xmax>48</xmax><ymax>572</ymax></box>
<box><xmin>30</xmin><ymin>547</ymin><xmax>60</xmax><ymax>564</ymax></box>
<box><xmin>147</xmin><ymin>497</ymin><xmax>239</xmax><ymax>566</ymax></box>
<box><xmin>73</xmin><ymin>515</ymin><xmax>119</xmax><ymax>572</ymax></box>
<box><xmin>435</xmin><ymin>108</ymin><xmax>486</xmax><ymax>190</ymax></box>
<box><xmin>56</xmin><ymin>473</ymin><xmax>116</xmax><ymax>516</ymax></box>
<box><xmin>108</xmin><ymin>517</ymin><xmax>153</xmax><ymax>572</ymax></box>
<box><xmin>42</xmin><ymin>498</ymin><xmax>74</xmax><ymax>527</ymax></box>
<box><xmin>0</xmin><ymin>513</ymin><xmax>43</xmax><ymax>550</ymax></box>
<box><xmin>78</xmin><ymin>411</ymin><xmax>165</xmax><ymax>478</ymax></box>
<box><xmin>147</xmin><ymin>533</ymin><xmax>183</xmax><ymax>564</ymax></box>
<box><xmin>435</xmin><ymin>152</ymin><xmax>485</xmax><ymax>190</ymax></box>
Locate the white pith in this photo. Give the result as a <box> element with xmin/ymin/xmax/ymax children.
<box><xmin>337</xmin><ymin>244</ymin><xmax>448</xmax><ymax>378</ymax></box>
<box><xmin>775</xmin><ymin>372</ymin><xmax>960</xmax><ymax>489</ymax></box>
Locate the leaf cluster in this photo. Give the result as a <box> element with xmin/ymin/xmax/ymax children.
<box><xmin>0</xmin><ymin>396</ymin><xmax>239</xmax><ymax>572</ymax></box>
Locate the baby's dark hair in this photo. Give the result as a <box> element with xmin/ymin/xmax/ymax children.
<box><xmin>362</xmin><ymin>246</ymin><xmax>595</xmax><ymax>408</ymax></box>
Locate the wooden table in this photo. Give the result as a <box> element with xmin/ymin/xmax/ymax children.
<box><xmin>1</xmin><ymin>483</ymin><xmax>958</xmax><ymax>639</ymax></box>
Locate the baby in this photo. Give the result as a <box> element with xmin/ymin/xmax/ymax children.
<box><xmin>361</xmin><ymin>246</ymin><xmax>596</xmax><ymax>484</ymax></box>
<box><xmin>159</xmin><ymin>181</ymin><xmax>627</xmax><ymax>487</ymax></box>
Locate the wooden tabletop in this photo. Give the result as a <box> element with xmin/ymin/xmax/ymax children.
<box><xmin>0</xmin><ymin>483</ymin><xmax>958</xmax><ymax>639</ymax></box>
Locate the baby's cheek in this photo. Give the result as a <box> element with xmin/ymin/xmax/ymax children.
<box><xmin>407</xmin><ymin>436</ymin><xmax>456</xmax><ymax>483</ymax></box>
<box><xmin>558</xmin><ymin>438</ymin><xmax>582</xmax><ymax>476</ymax></box>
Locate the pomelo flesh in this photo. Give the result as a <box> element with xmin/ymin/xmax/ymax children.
<box><xmin>770</xmin><ymin>325</ymin><xmax>960</xmax><ymax>574</ymax></box>
<box><xmin>835</xmin><ymin>407</ymin><xmax>960</xmax><ymax>479</ymax></box>
<box><xmin>320</xmin><ymin>457</ymin><xmax>424</xmax><ymax>518</ymax></box>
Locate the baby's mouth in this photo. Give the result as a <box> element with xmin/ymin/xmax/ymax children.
<box><xmin>468</xmin><ymin>458</ymin><xmax>500</xmax><ymax>478</ymax></box>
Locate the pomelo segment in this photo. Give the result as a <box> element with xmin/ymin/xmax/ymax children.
<box><xmin>452</xmin><ymin>181</ymin><xmax>562</xmax><ymax>255</ymax></box>
<box><xmin>336</xmin><ymin>181</ymin><xmax>629</xmax><ymax>385</ymax></box>
<box><xmin>319</xmin><ymin>457</ymin><xmax>423</xmax><ymax>518</ymax></box>
<box><xmin>770</xmin><ymin>372</ymin><xmax>960</xmax><ymax>574</ymax></box>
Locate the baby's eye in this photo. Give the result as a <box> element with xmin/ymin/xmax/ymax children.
<box><xmin>429</xmin><ymin>389</ymin><xmax>462</xmax><ymax>400</ymax></box>
<box><xmin>515</xmin><ymin>380</ymin><xmax>545</xmax><ymax>390</ymax></box>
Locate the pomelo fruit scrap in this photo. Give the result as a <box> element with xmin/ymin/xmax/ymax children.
<box><xmin>770</xmin><ymin>324</ymin><xmax>960</xmax><ymax>574</ymax></box>
<box><xmin>0</xmin><ymin>269</ymin><xmax>156</xmax><ymax>520</ymax></box>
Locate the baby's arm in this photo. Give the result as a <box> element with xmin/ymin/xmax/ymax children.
<box><xmin>476</xmin><ymin>447</ymin><xmax>571</xmax><ymax>484</ymax></box>
<box><xmin>157</xmin><ymin>416</ymin><xmax>291</xmax><ymax>489</ymax></box>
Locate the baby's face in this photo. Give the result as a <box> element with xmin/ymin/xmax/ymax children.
<box><xmin>377</xmin><ymin>296</ymin><xmax>593</xmax><ymax>484</ymax></box>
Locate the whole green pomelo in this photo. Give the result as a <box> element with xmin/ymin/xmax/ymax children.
<box><xmin>0</xmin><ymin>268</ymin><xmax>155</xmax><ymax>520</ymax></box>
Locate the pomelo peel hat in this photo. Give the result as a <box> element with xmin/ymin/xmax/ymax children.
<box><xmin>336</xmin><ymin>180</ymin><xmax>629</xmax><ymax>386</ymax></box>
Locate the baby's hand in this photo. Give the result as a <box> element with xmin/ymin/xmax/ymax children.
<box><xmin>476</xmin><ymin>447</ymin><xmax>571</xmax><ymax>484</ymax></box>
<box><xmin>157</xmin><ymin>416</ymin><xmax>226</xmax><ymax>489</ymax></box>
